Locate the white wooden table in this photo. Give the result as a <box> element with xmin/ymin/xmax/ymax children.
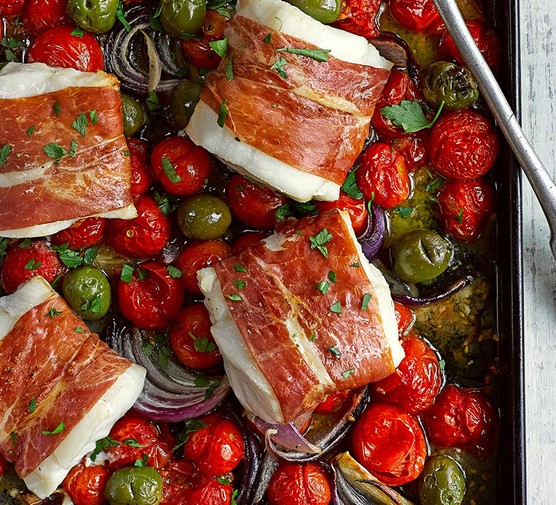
<box><xmin>520</xmin><ymin>2</ymin><xmax>556</xmax><ymax>503</ymax></box>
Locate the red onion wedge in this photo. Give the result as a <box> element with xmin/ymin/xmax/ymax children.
<box><xmin>392</xmin><ymin>276</ymin><xmax>473</xmax><ymax>307</ymax></box>
<box><xmin>357</xmin><ymin>204</ymin><xmax>386</xmax><ymax>261</ymax></box>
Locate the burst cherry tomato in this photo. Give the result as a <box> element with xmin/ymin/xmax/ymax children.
<box><xmin>1</xmin><ymin>239</ymin><xmax>67</xmax><ymax>294</ymax></box>
<box><xmin>391</xmin><ymin>135</ymin><xmax>428</xmax><ymax>171</ymax></box>
<box><xmin>267</xmin><ymin>462</ymin><xmax>331</xmax><ymax>505</ymax></box>
<box><xmin>394</xmin><ymin>301</ymin><xmax>415</xmax><ymax>336</ymax></box>
<box><xmin>424</xmin><ymin>384</ymin><xmax>499</xmax><ymax>459</ymax></box>
<box><xmin>232</xmin><ymin>231</ymin><xmax>268</xmax><ymax>254</ymax></box>
<box><xmin>333</xmin><ymin>0</ymin><xmax>380</xmax><ymax>38</ymax></box>
<box><xmin>0</xmin><ymin>0</ymin><xmax>26</xmax><ymax>17</ymax></box>
<box><xmin>26</xmin><ymin>25</ymin><xmax>104</xmax><ymax>72</ymax></box>
<box><xmin>169</xmin><ymin>303</ymin><xmax>222</xmax><ymax>369</ymax></box>
<box><xmin>105</xmin><ymin>195</ymin><xmax>171</xmax><ymax>258</ymax></box>
<box><xmin>180</xmin><ymin>10</ymin><xmax>228</xmax><ymax>70</ymax></box>
<box><xmin>314</xmin><ymin>390</ymin><xmax>350</xmax><ymax>415</ymax></box>
<box><xmin>430</xmin><ymin>110</ymin><xmax>499</xmax><ymax>180</ymax></box>
<box><xmin>371</xmin><ymin>70</ymin><xmax>422</xmax><ymax>139</ymax></box>
<box><xmin>151</xmin><ymin>136</ymin><xmax>211</xmax><ymax>196</ymax></box>
<box><xmin>23</xmin><ymin>0</ymin><xmax>68</xmax><ymax>34</ymax></box>
<box><xmin>182</xmin><ymin>412</ymin><xmax>244</xmax><ymax>476</ymax></box>
<box><xmin>51</xmin><ymin>218</ymin><xmax>106</xmax><ymax>249</ymax></box>
<box><xmin>371</xmin><ymin>334</ymin><xmax>442</xmax><ymax>413</ymax></box>
<box><xmin>175</xmin><ymin>239</ymin><xmax>232</xmax><ymax>295</ymax></box>
<box><xmin>117</xmin><ymin>261</ymin><xmax>184</xmax><ymax>329</ymax></box>
<box><xmin>226</xmin><ymin>174</ymin><xmax>287</xmax><ymax>230</ymax></box>
<box><xmin>437</xmin><ymin>178</ymin><xmax>494</xmax><ymax>241</ymax></box>
<box><xmin>315</xmin><ymin>193</ymin><xmax>368</xmax><ymax>235</ymax></box>
<box><xmin>62</xmin><ymin>463</ymin><xmax>109</xmax><ymax>505</ymax></box>
<box><xmin>351</xmin><ymin>403</ymin><xmax>426</xmax><ymax>486</ymax></box>
<box><xmin>389</xmin><ymin>0</ymin><xmax>442</xmax><ymax>32</ymax></box>
<box><xmin>128</xmin><ymin>138</ymin><xmax>154</xmax><ymax>196</ymax></box>
<box><xmin>356</xmin><ymin>142</ymin><xmax>410</xmax><ymax>208</ymax></box>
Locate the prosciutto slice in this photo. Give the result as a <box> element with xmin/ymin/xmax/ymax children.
<box><xmin>0</xmin><ymin>277</ymin><xmax>146</xmax><ymax>498</ymax></box>
<box><xmin>0</xmin><ymin>63</ymin><xmax>136</xmax><ymax>238</ymax></box>
<box><xmin>198</xmin><ymin>210</ymin><xmax>403</xmax><ymax>424</ymax></box>
<box><xmin>186</xmin><ymin>0</ymin><xmax>392</xmax><ymax>202</ymax></box>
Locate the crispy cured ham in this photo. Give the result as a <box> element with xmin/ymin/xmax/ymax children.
<box><xmin>198</xmin><ymin>210</ymin><xmax>403</xmax><ymax>425</ymax></box>
<box><xmin>0</xmin><ymin>63</ymin><xmax>136</xmax><ymax>238</ymax></box>
<box><xmin>186</xmin><ymin>0</ymin><xmax>392</xmax><ymax>202</ymax></box>
<box><xmin>0</xmin><ymin>277</ymin><xmax>146</xmax><ymax>498</ymax></box>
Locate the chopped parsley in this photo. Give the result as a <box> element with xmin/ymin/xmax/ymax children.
<box><xmin>24</xmin><ymin>258</ymin><xmax>41</xmax><ymax>270</ymax></box>
<box><xmin>52</xmin><ymin>243</ymin><xmax>83</xmax><ymax>268</ymax></box>
<box><xmin>19</xmin><ymin>238</ymin><xmax>32</xmax><ymax>249</ymax></box>
<box><xmin>226</xmin><ymin>293</ymin><xmax>242</xmax><ymax>301</ymax></box>
<box><xmin>29</xmin><ymin>398</ymin><xmax>37</xmax><ymax>413</ymax></box>
<box><xmin>192</xmin><ymin>333</ymin><xmax>217</xmax><ymax>353</ymax></box>
<box><xmin>309</xmin><ymin>228</ymin><xmax>333</xmax><ymax>258</ymax></box>
<box><xmin>209</xmin><ymin>37</ymin><xmax>228</xmax><ymax>57</ymax></box>
<box><xmin>329</xmin><ymin>301</ymin><xmax>342</xmax><ymax>314</ymax></box>
<box><xmin>69</xmin><ymin>140</ymin><xmax>78</xmax><ymax>158</ymax></box>
<box><xmin>234</xmin><ymin>264</ymin><xmax>247</xmax><ymax>273</ymax></box>
<box><xmin>72</xmin><ymin>112</ymin><xmax>87</xmax><ymax>137</ymax></box>
<box><xmin>10</xmin><ymin>431</ymin><xmax>19</xmax><ymax>446</ymax></box>
<box><xmin>340</xmin><ymin>164</ymin><xmax>363</xmax><ymax>200</ymax></box>
<box><xmin>83</xmin><ymin>247</ymin><xmax>98</xmax><ymax>266</ymax></box>
<box><xmin>271</xmin><ymin>57</ymin><xmax>288</xmax><ymax>78</ymax></box>
<box><xmin>153</xmin><ymin>190</ymin><xmax>179</xmax><ymax>215</ymax></box>
<box><xmin>310</xmin><ymin>332</ymin><xmax>317</xmax><ymax>342</ymax></box>
<box><xmin>53</xmin><ymin>102</ymin><xmax>61</xmax><ymax>117</ymax></box>
<box><xmin>217</xmin><ymin>99</ymin><xmax>228</xmax><ymax>128</ymax></box>
<box><xmin>147</xmin><ymin>91</ymin><xmax>161</xmax><ymax>111</ymax></box>
<box><xmin>233</xmin><ymin>279</ymin><xmax>246</xmax><ymax>290</ymax></box>
<box><xmin>0</xmin><ymin>144</ymin><xmax>11</xmax><ymax>167</ymax></box>
<box><xmin>231</xmin><ymin>489</ymin><xmax>239</xmax><ymax>505</ymax></box>
<box><xmin>167</xmin><ymin>265</ymin><xmax>182</xmax><ymax>278</ymax></box>
<box><xmin>327</xmin><ymin>271</ymin><xmax>337</xmax><ymax>283</ymax></box>
<box><xmin>393</xmin><ymin>206</ymin><xmax>414</xmax><ymax>218</ymax></box>
<box><xmin>361</xmin><ymin>293</ymin><xmax>372</xmax><ymax>311</ymax></box>
<box><xmin>42</xmin><ymin>422</ymin><xmax>65</xmax><ymax>436</ymax></box>
<box><xmin>71</xmin><ymin>28</ymin><xmax>84</xmax><ymax>37</ymax></box>
<box><xmin>263</xmin><ymin>33</ymin><xmax>272</xmax><ymax>43</ymax></box>
<box><xmin>89</xmin><ymin>109</ymin><xmax>98</xmax><ymax>124</ymax></box>
<box><xmin>90</xmin><ymin>436</ymin><xmax>120</xmax><ymax>461</ymax></box>
<box><xmin>173</xmin><ymin>419</ymin><xmax>208</xmax><ymax>450</ymax></box>
<box><xmin>81</xmin><ymin>293</ymin><xmax>103</xmax><ymax>314</ymax></box>
<box><xmin>276</xmin><ymin>47</ymin><xmax>331</xmax><ymax>62</ymax></box>
<box><xmin>225</xmin><ymin>55</ymin><xmax>234</xmax><ymax>80</ymax></box>
<box><xmin>161</xmin><ymin>156</ymin><xmax>182</xmax><ymax>183</ymax></box>
<box><xmin>380</xmin><ymin>100</ymin><xmax>445</xmax><ymax>134</ymax></box>
<box><xmin>342</xmin><ymin>369</ymin><xmax>355</xmax><ymax>379</ymax></box>
<box><xmin>455</xmin><ymin>207</ymin><xmax>464</xmax><ymax>224</ymax></box>
<box><xmin>74</xmin><ymin>327</ymin><xmax>85</xmax><ymax>333</ymax></box>
<box><xmin>134</xmin><ymin>454</ymin><xmax>149</xmax><ymax>467</ymax></box>
<box><xmin>46</xmin><ymin>307</ymin><xmax>62</xmax><ymax>318</ymax></box>
<box><xmin>27</xmin><ymin>125</ymin><xmax>36</xmax><ymax>136</ymax></box>
<box><xmin>315</xmin><ymin>280</ymin><xmax>330</xmax><ymax>295</ymax></box>
<box><xmin>328</xmin><ymin>346</ymin><xmax>341</xmax><ymax>358</ymax></box>
<box><xmin>350</xmin><ymin>262</ymin><xmax>360</xmax><ymax>268</ymax></box>
<box><xmin>149</xmin><ymin>6</ymin><xmax>163</xmax><ymax>31</ymax></box>
<box><xmin>43</xmin><ymin>142</ymin><xmax>67</xmax><ymax>162</ymax></box>
<box><xmin>116</xmin><ymin>1</ymin><xmax>131</xmax><ymax>31</ymax></box>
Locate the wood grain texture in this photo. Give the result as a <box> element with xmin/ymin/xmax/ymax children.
<box><xmin>520</xmin><ymin>1</ymin><xmax>556</xmax><ymax>503</ymax></box>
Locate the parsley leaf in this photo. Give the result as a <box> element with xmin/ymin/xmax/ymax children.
<box><xmin>342</xmin><ymin>368</ymin><xmax>354</xmax><ymax>379</ymax></box>
<box><xmin>231</xmin><ymin>489</ymin><xmax>239</xmax><ymax>505</ymax></box>
<box><xmin>263</xmin><ymin>33</ymin><xmax>272</xmax><ymax>43</ymax></box>
<box><xmin>24</xmin><ymin>258</ymin><xmax>41</xmax><ymax>270</ymax></box>
<box><xmin>309</xmin><ymin>228</ymin><xmax>333</xmax><ymax>258</ymax></box>
<box><xmin>161</xmin><ymin>157</ymin><xmax>182</xmax><ymax>183</ymax></box>
<box><xmin>271</xmin><ymin>57</ymin><xmax>288</xmax><ymax>78</ymax></box>
<box><xmin>233</xmin><ymin>279</ymin><xmax>246</xmax><ymax>290</ymax></box>
<box><xmin>328</xmin><ymin>345</ymin><xmax>341</xmax><ymax>358</ymax></box>
<box><xmin>150</xmin><ymin>6</ymin><xmax>163</xmax><ymax>31</ymax></box>
<box><xmin>329</xmin><ymin>301</ymin><xmax>342</xmax><ymax>314</ymax></box>
<box><xmin>455</xmin><ymin>207</ymin><xmax>464</xmax><ymax>224</ymax></box>
<box><xmin>380</xmin><ymin>100</ymin><xmax>445</xmax><ymax>134</ymax></box>
<box><xmin>0</xmin><ymin>144</ymin><xmax>11</xmax><ymax>167</ymax></box>
<box><xmin>234</xmin><ymin>264</ymin><xmax>247</xmax><ymax>273</ymax></box>
<box><xmin>27</xmin><ymin>125</ymin><xmax>35</xmax><ymax>136</ymax></box>
<box><xmin>46</xmin><ymin>307</ymin><xmax>62</xmax><ymax>318</ymax></box>
<box><xmin>217</xmin><ymin>99</ymin><xmax>228</xmax><ymax>128</ymax></box>
<box><xmin>341</xmin><ymin>164</ymin><xmax>363</xmax><ymax>200</ymax></box>
<box><xmin>315</xmin><ymin>280</ymin><xmax>330</xmax><ymax>295</ymax></box>
<box><xmin>72</xmin><ymin>112</ymin><xmax>87</xmax><ymax>137</ymax></box>
<box><xmin>393</xmin><ymin>206</ymin><xmax>414</xmax><ymax>218</ymax></box>
<box><xmin>192</xmin><ymin>334</ymin><xmax>217</xmax><ymax>353</ymax></box>
<box><xmin>276</xmin><ymin>47</ymin><xmax>331</xmax><ymax>62</ymax></box>
<box><xmin>52</xmin><ymin>243</ymin><xmax>83</xmax><ymax>268</ymax></box>
<box><xmin>83</xmin><ymin>247</ymin><xmax>98</xmax><ymax>266</ymax></box>
<box><xmin>120</xmin><ymin>264</ymin><xmax>134</xmax><ymax>283</ymax></box>
<box><xmin>209</xmin><ymin>37</ymin><xmax>228</xmax><ymax>57</ymax></box>
<box><xmin>147</xmin><ymin>91</ymin><xmax>161</xmax><ymax>111</ymax></box>
<box><xmin>117</xmin><ymin>1</ymin><xmax>131</xmax><ymax>31</ymax></box>
<box><xmin>134</xmin><ymin>454</ymin><xmax>149</xmax><ymax>467</ymax></box>
<box><xmin>173</xmin><ymin>419</ymin><xmax>208</xmax><ymax>450</ymax></box>
<box><xmin>226</xmin><ymin>293</ymin><xmax>242</xmax><ymax>301</ymax></box>
<box><xmin>90</xmin><ymin>436</ymin><xmax>120</xmax><ymax>462</ymax></box>
<box><xmin>361</xmin><ymin>293</ymin><xmax>372</xmax><ymax>310</ymax></box>
<box><xmin>53</xmin><ymin>102</ymin><xmax>61</xmax><ymax>117</ymax></box>
<box><xmin>327</xmin><ymin>271</ymin><xmax>337</xmax><ymax>283</ymax></box>
<box><xmin>225</xmin><ymin>55</ymin><xmax>234</xmax><ymax>80</ymax></box>
<box><xmin>165</xmin><ymin>265</ymin><xmax>182</xmax><ymax>279</ymax></box>
<box><xmin>69</xmin><ymin>140</ymin><xmax>78</xmax><ymax>158</ymax></box>
<box><xmin>89</xmin><ymin>109</ymin><xmax>98</xmax><ymax>124</ymax></box>
<box><xmin>42</xmin><ymin>422</ymin><xmax>65</xmax><ymax>436</ymax></box>
<box><xmin>71</xmin><ymin>28</ymin><xmax>84</xmax><ymax>37</ymax></box>
<box><xmin>29</xmin><ymin>398</ymin><xmax>37</xmax><ymax>413</ymax></box>
<box><xmin>43</xmin><ymin>142</ymin><xmax>67</xmax><ymax>162</ymax></box>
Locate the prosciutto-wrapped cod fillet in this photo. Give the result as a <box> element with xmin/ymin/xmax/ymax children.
<box><xmin>198</xmin><ymin>210</ymin><xmax>403</xmax><ymax>425</ymax></box>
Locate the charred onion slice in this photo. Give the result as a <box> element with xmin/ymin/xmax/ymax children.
<box><xmin>391</xmin><ymin>276</ymin><xmax>473</xmax><ymax>307</ymax></box>
<box><xmin>357</xmin><ymin>204</ymin><xmax>386</xmax><ymax>261</ymax></box>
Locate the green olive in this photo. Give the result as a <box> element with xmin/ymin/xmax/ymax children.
<box><xmin>391</xmin><ymin>229</ymin><xmax>452</xmax><ymax>284</ymax></box>
<box><xmin>105</xmin><ymin>466</ymin><xmax>163</xmax><ymax>505</ymax></box>
<box><xmin>177</xmin><ymin>194</ymin><xmax>231</xmax><ymax>240</ymax></box>
<box><xmin>67</xmin><ymin>0</ymin><xmax>119</xmax><ymax>34</ymax></box>
<box><xmin>284</xmin><ymin>0</ymin><xmax>342</xmax><ymax>23</ymax></box>
<box><xmin>62</xmin><ymin>266</ymin><xmax>111</xmax><ymax>320</ymax></box>
<box><xmin>170</xmin><ymin>80</ymin><xmax>203</xmax><ymax>128</ymax></box>
<box><xmin>419</xmin><ymin>456</ymin><xmax>466</xmax><ymax>505</ymax></box>
<box><xmin>423</xmin><ymin>61</ymin><xmax>479</xmax><ymax>110</ymax></box>
<box><xmin>121</xmin><ymin>93</ymin><xmax>144</xmax><ymax>137</ymax></box>
<box><xmin>159</xmin><ymin>0</ymin><xmax>206</xmax><ymax>38</ymax></box>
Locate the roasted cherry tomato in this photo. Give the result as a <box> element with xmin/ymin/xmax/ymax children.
<box><xmin>371</xmin><ymin>70</ymin><xmax>422</xmax><ymax>139</ymax></box>
<box><xmin>437</xmin><ymin>178</ymin><xmax>494</xmax><ymax>241</ymax></box>
<box><xmin>314</xmin><ymin>390</ymin><xmax>350</xmax><ymax>415</ymax></box>
<box><xmin>394</xmin><ymin>301</ymin><xmax>415</xmax><ymax>336</ymax></box>
<box><xmin>391</xmin><ymin>135</ymin><xmax>428</xmax><ymax>171</ymax></box>
<box><xmin>440</xmin><ymin>19</ymin><xmax>501</xmax><ymax>72</ymax></box>
<box><xmin>315</xmin><ymin>193</ymin><xmax>368</xmax><ymax>236</ymax></box>
<box><xmin>62</xmin><ymin>463</ymin><xmax>110</xmax><ymax>505</ymax></box>
<box><xmin>127</xmin><ymin>138</ymin><xmax>154</xmax><ymax>196</ymax></box>
<box><xmin>424</xmin><ymin>384</ymin><xmax>499</xmax><ymax>459</ymax></box>
<box><xmin>0</xmin><ymin>0</ymin><xmax>26</xmax><ymax>17</ymax></box>
<box><xmin>180</xmin><ymin>10</ymin><xmax>227</xmax><ymax>70</ymax></box>
<box><xmin>105</xmin><ymin>195</ymin><xmax>171</xmax><ymax>258</ymax></box>
<box><xmin>1</xmin><ymin>239</ymin><xmax>67</xmax><ymax>294</ymax></box>
<box><xmin>26</xmin><ymin>24</ymin><xmax>104</xmax><ymax>72</ymax></box>
<box><xmin>106</xmin><ymin>412</ymin><xmax>175</xmax><ymax>471</ymax></box>
<box><xmin>174</xmin><ymin>239</ymin><xmax>232</xmax><ymax>295</ymax></box>
<box><xmin>182</xmin><ymin>412</ymin><xmax>244</xmax><ymax>476</ymax></box>
<box><xmin>356</xmin><ymin>142</ymin><xmax>410</xmax><ymax>208</ymax></box>
<box><xmin>169</xmin><ymin>303</ymin><xmax>222</xmax><ymax>369</ymax></box>
<box><xmin>371</xmin><ymin>334</ymin><xmax>442</xmax><ymax>413</ymax></box>
<box><xmin>389</xmin><ymin>0</ymin><xmax>442</xmax><ymax>32</ymax></box>
<box><xmin>117</xmin><ymin>261</ymin><xmax>184</xmax><ymax>329</ymax></box>
<box><xmin>226</xmin><ymin>174</ymin><xmax>287</xmax><ymax>230</ymax></box>
<box><xmin>232</xmin><ymin>231</ymin><xmax>268</xmax><ymax>254</ymax></box>
<box><xmin>0</xmin><ymin>454</ymin><xmax>8</xmax><ymax>478</ymax></box>
<box><xmin>23</xmin><ymin>0</ymin><xmax>69</xmax><ymax>33</ymax></box>
<box><xmin>351</xmin><ymin>403</ymin><xmax>427</xmax><ymax>486</ymax></box>
<box><xmin>333</xmin><ymin>0</ymin><xmax>380</xmax><ymax>38</ymax></box>
<box><xmin>51</xmin><ymin>217</ymin><xmax>106</xmax><ymax>249</ymax></box>
<box><xmin>267</xmin><ymin>462</ymin><xmax>332</xmax><ymax>505</ymax></box>
<box><xmin>151</xmin><ymin>136</ymin><xmax>211</xmax><ymax>196</ymax></box>
<box><xmin>430</xmin><ymin>109</ymin><xmax>499</xmax><ymax>181</ymax></box>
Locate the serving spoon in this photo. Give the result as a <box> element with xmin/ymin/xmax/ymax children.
<box><xmin>431</xmin><ymin>0</ymin><xmax>556</xmax><ymax>261</ymax></box>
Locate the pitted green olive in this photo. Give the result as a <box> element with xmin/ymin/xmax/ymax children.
<box><xmin>62</xmin><ymin>266</ymin><xmax>111</xmax><ymax>320</ymax></box>
<box><xmin>104</xmin><ymin>466</ymin><xmax>163</xmax><ymax>505</ymax></box>
<box><xmin>419</xmin><ymin>455</ymin><xmax>466</xmax><ymax>505</ymax></box>
<box><xmin>159</xmin><ymin>0</ymin><xmax>206</xmax><ymax>37</ymax></box>
<box><xmin>67</xmin><ymin>0</ymin><xmax>119</xmax><ymax>34</ymax></box>
<box><xmin>177</xmin><ymin>194</ymin><xmax>232</xmax><ymax>240</ymax></box>
<box><xmin>121</xmin><ymin>94</ymin><xmax>144</xmax><ymax>137</ymax></box>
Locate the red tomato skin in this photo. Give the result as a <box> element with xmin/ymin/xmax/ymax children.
<box><xmin>356</xmin><ymin>142</ymin><xmax>411</xmax><ymax>208</ymax></box>
<box><xmin>1</xmin><ymin>239</ymin><xmax>67</xmax><ymax>294</ymax></box>
<box><xmin>51</xmin><ymin>218</ymin><xmax>106</xmax><ymax>250</ymax></box>
<box><xmin>182</xmin><ymin>412</ymin><xmax>244</xmax><ymax>476</ymax></box>
<box><xmin>105</xmin><ymin>195</ymin><xmax>171</xmax><ymax>258</ymax></box>
<box><xmin>180</xmin><ymin>11</ymin><xmax>227</xmax><ymax>70</ymax></box>
<box><xmin>313</xmin><ymin>390</ymin><xmax>350</xmax><ymax>415</ymax></box>
<box><xmin>424</xmin><ymin>384</ymin><xmax>499</xmax><ymax>459</ymax></box>
<box><xmin>62</xmin><ymin>463</ymin><xmax>109</xmax><ymax>505</ymax></box>
<box><xmin>151</xmin><ymin>137</ymin><xmax>211</xmax><ymax>196</ymax></box>
<box><xmin>430</xmin><ymin>110</ymin><xmax>499</xmax><ymax>180</ymax></box>
<box><xmin>0</xmin><ymin>454</ymin><xmax>8</xmax><ymax>477</ymax></box>
<box><xmin>117</xmin><ymin>261</ymin><xmax>184</xmax><ymax>329</ymax></box>
<box><xmin>26</xmin><ymin>25</ymin><xmax>104</xmax><ymax>72</ymax></box>
<box><xmin>391</xmin><ymin>135</ymin><xmax>428</xmax><ymax>172</ymax></box>
<box><xmin>394</xmin><ymin>301</ymin><xmax>415</xmax><ymax>336</ymax></box>
<box><xmin>169</xmin><ymin>303</ymin><xmax>222</xmax><ymax>369</ymax></box>
<box><xmin>440</xmin><ymin>19</ymin><xmax>501</xmax><ymax>72</ymax></box>
<box><xmin>315</xmin><ymin>194</ymin><xmax>368</xmax><ymax>236</ymax></box>
<box><xmin>128</xmin><ymin>138</ymin><xmax>154</xmax><ymax>196</ymax></box>
<box><xmin>351</xmin><ymin>403</ymin><xmax>427</xmax><ymax>486</ymax></box>
<box><xmin>371</xmin><ymin>334</ymin><xmax>442</xmax><ymax>413</ymax></box>
<box><xmin>371</xmin><ymin>70</ymin><xmax>422</xmax><ymax>139</ymax></box>
<box><xmin>437</xmin><ymin>178</ymin><xmax>494</xmax><ymax>241</ymax></box>
<box><xmin>106</xmin><ymin>413</ymin><xmax>175</xmax><ymax>471</ymax></box>
<box><xmin>389</xmin><ymin>0</ymin><xmax>442</xmax><ymax>32</ymax></box>
<box><xmin>267</xmin><ymin>462</ymin><xmax>332</xmax><ymax>505</ymax></box>
<box><xmin>333</xmin><ymin>0</ymin><xmax>380</xmax><ymax>38</ymax></box>
<box><xmin>23</xmin><ymin>0</ymin><xmax>68</xmax><ymax>34</ymax></box>
<box><xmin>226</xmin><ymin>174</ymin><xmax>287</xmax><ymax>230</ymax></box>
<box><xmin>231</xmin><ymin>231</ymin><xmax>268</xmax><ymax>255</ymax></box>
<box><xmin>0</xmin><ymin>0</ymin><xmax>26</xmax><ymax>17</ymax></box>
<box><xmin>175</xmin><ymin>240</ymin><xmax>232</xmax><ymax>295</ymax></box>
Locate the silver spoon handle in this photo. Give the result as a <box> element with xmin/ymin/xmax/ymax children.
<box><xmin>432</xmin><ymin>0</ymin><xmax>556</xmax><ymax>259</ymax></box>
